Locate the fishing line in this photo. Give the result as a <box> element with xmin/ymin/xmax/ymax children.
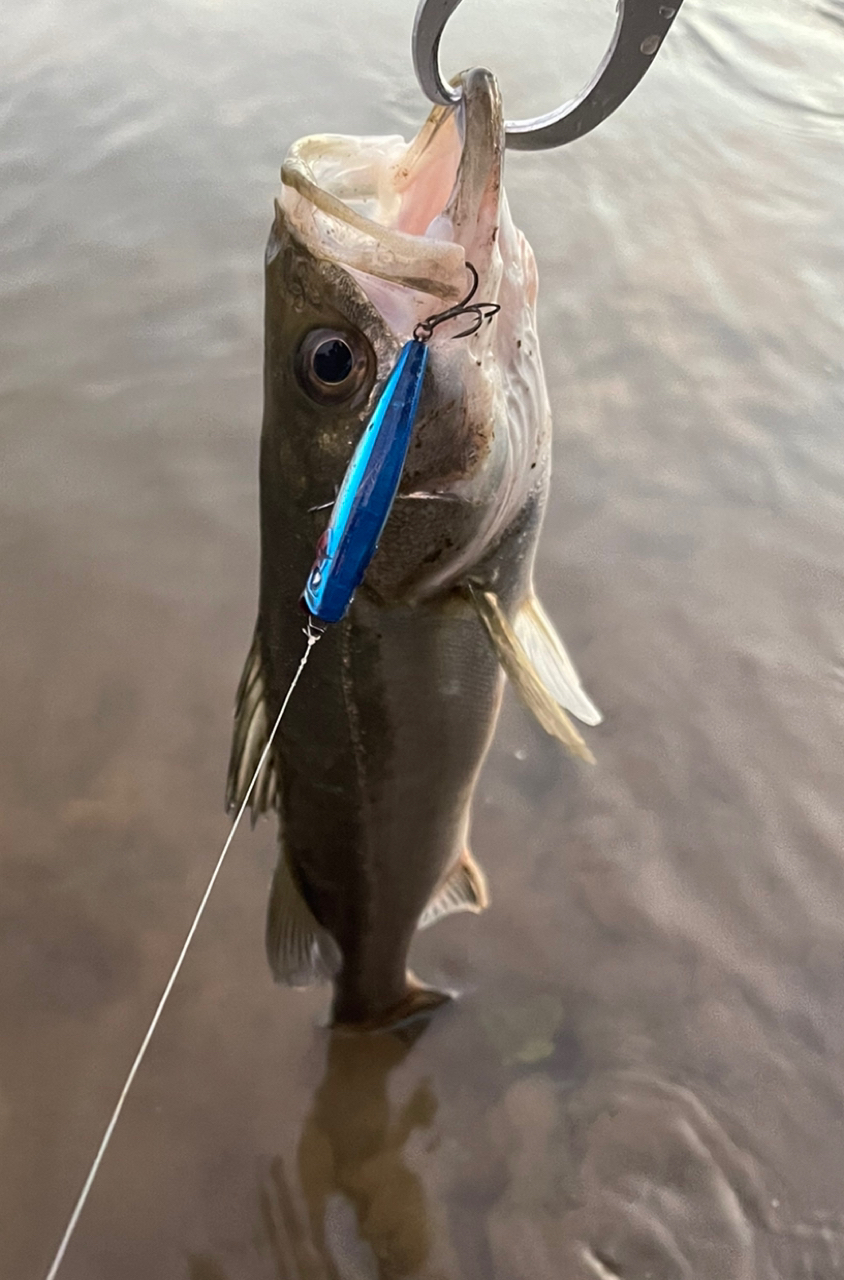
<box><xmin>42</xmin><ymin>622</ymin><xmax>323</xmax><ymax>1280</ymax></box>
<box><xmin>44</xmin><ymin>264</ymin><xmax>494</xmax><ymax>1278</ymax></box>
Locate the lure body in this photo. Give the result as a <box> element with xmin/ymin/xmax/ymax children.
<box><xmin>303</xmin><ymin>339</ymin><xmax>428</xmax><ymax>624</ymax></box>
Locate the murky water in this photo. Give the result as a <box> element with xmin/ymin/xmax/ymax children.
<box><xmin>2</xmin><ymin>0</ymin><xmax>843</xmax><ymax>1276</ymax></box>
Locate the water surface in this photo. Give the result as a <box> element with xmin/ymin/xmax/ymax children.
<box><xmin>1</xmin><ymin>1</ymin><xmax>843</xmax><ymax>1277</ymax></box>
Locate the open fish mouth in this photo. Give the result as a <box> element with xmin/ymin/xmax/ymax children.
<box><xmin>275</xmin><ymin>65</ymin><xmax>545</xmax><ymax>602</ymax></box>
<box><xmin>279</xmin><ymin>67</ymin><xmax>504</xmax><ymax>327</ymax></box>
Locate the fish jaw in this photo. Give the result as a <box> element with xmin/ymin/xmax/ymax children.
<box><xmin>279</xmin><ymin>66</ymin><xmax>503</xmax><ymax>320</ymax></box>
<box><xmin>276</xmin><ymin>67</ymin><xmax>550</xmax><ymax>605</ymax></box>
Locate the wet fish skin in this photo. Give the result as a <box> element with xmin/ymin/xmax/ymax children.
<box><xmin>257</xmin><ymin>256</ymin><xmax>538</xmax><ymax>1021</ymax></box>
<box><xmin>228</xmin><ymin>69</ymin><xmax>600</xmax><ymax>1028</ymax></box>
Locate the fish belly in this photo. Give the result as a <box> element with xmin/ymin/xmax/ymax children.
<box><xmin>264</xmin><ymin>587</ymin><xmax>502</xmax><ymax>1025</ymax></box>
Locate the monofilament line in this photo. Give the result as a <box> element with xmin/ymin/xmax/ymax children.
<box><xmin>43</xmin><ymin>625</ymin><xmax>322</xmax><ymax>1280</ymax></box>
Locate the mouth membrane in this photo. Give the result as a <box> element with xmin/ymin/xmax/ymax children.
<box><xmin>280</xmin><ymin>68</ymin><xmax>504</xmax><ymax>302</ymax></box>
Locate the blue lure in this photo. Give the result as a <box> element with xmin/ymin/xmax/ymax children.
<box><xmin>303</xmin><ymin>338</ymin><xmax>428</xmax><ymax>624</ymax></box>
<box><xmin>302</xmin><ymin>263</ymin><xmax>498</xmax><ymax>625</ymax></box>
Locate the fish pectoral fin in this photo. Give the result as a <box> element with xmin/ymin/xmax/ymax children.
<box><xmin>266</xmin><ymin>851</ymin><xmax>341</xmax><ymax>987</ymax></box>
<box><xmin>418</xmin><ymin>848</ymin><xmax>489</xmax><ymax>930</ymax></box>
<box><xmin>225</xmin><ymin>621</ymin><xmax>280</xmax><ymax>825</ymax></box>
<box><xmin>468</xmin><ymin>585</ymin><xmax>598</xmax><ymax>764</ymax></box>
<box><xmin>513</xmin><ymin>594</ymin><xmax>603</xmax><ymax>727</ymax></box>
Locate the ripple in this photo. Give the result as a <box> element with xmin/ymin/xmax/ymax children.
<box><xmin>682</xmin><ymin>3</ymin><xmax>844</xmax><ymax>138</ymax></box>
<box><xmin>562</xmin><ymin>1073</ymin><xmax>768</xmax><ymax>1280</ymax></box>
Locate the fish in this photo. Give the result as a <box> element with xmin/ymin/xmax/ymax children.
<box><xmin>226</xmin><ymin>67</ymin><xmax>602</xmax><ymax>1030</ymax></box>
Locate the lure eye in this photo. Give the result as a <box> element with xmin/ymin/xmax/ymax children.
<box><xmin>295</xmin><ymin>327</ymin><xmax>375</xmax><ymax>406</ymax></box>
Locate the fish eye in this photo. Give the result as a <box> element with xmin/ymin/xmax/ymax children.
<box><xmin>313</xmin><ymin>338</ymin><xmax>352</xmax><ymax>383</ymax></box>
<box><xmin>295</xmin><ymin>327</ymin><xmax>375</xmax><ymax>406</ymax></box>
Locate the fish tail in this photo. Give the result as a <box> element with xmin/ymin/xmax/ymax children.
<box><xmin>331</xmin><ymin>976</ymin><xmax>452</xmax><ymax>1033</ymax></box>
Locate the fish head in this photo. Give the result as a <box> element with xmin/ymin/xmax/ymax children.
<box><xmin>266</xmin><ymin>67</ymin><xmax>549</xmax><ymax>602</ymax></box>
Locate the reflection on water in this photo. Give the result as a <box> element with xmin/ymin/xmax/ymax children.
<box><xmin>2</xmin><ymin>0</ymin><xmax>844</xmax><ymax>1276</ymax></box>
<box><xmin>266</xmin><ymin>1026</ymin><xmax>435</xmax><ymax>1280</ymax></box>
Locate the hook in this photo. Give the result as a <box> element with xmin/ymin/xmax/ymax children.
<box><xmin>413</xmin><ymin>262</ymin><xmax>500</xmax><ymax>342</ymax></box>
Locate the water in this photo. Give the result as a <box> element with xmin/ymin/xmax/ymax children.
<box><xmin>1</xmin><ymin>0</ymin><xmax>843</xmax><ymax>1276</ymax></box>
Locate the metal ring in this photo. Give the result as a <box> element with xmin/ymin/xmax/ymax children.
<box><xmin>412</xmin><ymin>0</ymin><xmax>685</xmax><ymax>150</ymax></box>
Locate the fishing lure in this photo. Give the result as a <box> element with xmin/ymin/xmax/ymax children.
<box><xmin>302</xmin><ymin>264</ymin><xmax>499</xmax><ymax>625</ymax></box>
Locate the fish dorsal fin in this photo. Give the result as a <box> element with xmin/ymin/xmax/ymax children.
<box><xmin>266</xmin><ymin>851</ymin><xmax>341</xmax><ymax>987</ymax></box>
<box><xmin>418</xmin><ymin>848</ymin><xmax>489</xmax><ymax>930</ymax></box>
<box><xmin>468</xmin><ymin>586</ymin><xmax>597</xmax><ymax>764</ymax></box>
<box><xmin>225</xmin><ymin>623</ymin><xmax>280</xmax><ymax>824</ymax></box>
<box><xmin>513</xmin><ymin>595</ymin><xmax>603</xmax><ymax>727</ymax></box>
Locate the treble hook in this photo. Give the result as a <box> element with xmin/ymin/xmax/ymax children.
<box><xmin>412</xmin><ymin>0</ymin><xmax>687</xmax><ymax>150</ymax></box>
<box><xmin>413</xmin><ymin>263</ymin><xmax>500</xmax><ymax>342</ymax></box>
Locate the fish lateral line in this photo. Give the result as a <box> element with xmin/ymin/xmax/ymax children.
<box><xmin>302</xmin><ymin>262</ymin><xmax>499</xmax><ymax>626</ymax></box>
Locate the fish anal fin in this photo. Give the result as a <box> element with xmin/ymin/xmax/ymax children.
<box><xmin>266</xmin><ymin>851</ymin><xmax>341</xmax><ymax>988</ymax></box>
<box><xmin>418</xmin><ymin>848</ymin><xmax>489</xmax><ymax>931</ymax></box>
<box><xmin>225</xmin><ymin>622</ymin><xmax>280</xmax><ymax>824</ymax></box>
<box><xmin>468</xmin><ymin>585</ymin><xmax>597</xmax><ymax>764</ymax></box>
